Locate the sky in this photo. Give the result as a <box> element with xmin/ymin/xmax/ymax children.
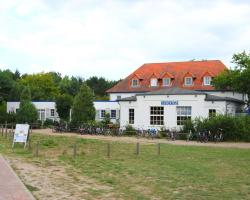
<box><xmin>0</xmin><ymin>0</ymin><xmax>250</xmax><ymax>80</ymax></box>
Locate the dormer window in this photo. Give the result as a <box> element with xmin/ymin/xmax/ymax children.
<box><xmin>163</xmin><ymin>78</ymin><xmax>171</xmax><ymax>86</ymax></box>
<box><xmin>184</xmin><ymin>77</ymin><xmax>193</xmax><ymax>86</ymax></box>
<box><xmin>131</xmin><ymin>79</ymin><xmax>139</xmax><ymax>87</ymax></box>
<box><xmin>150</xmin><ymin>78</ymin><xmax>158</xmax><ymax>87</ymax></box>
<box><xmin>203</xmin><ymin>76</ymin><xmax>211</xmax><ymax>86</ymax></box>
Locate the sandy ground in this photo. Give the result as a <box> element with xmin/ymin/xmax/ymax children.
<box><xmin>7</xmin><ymin>156</ymin><xmax>115</xmax><ymax>200</ymax></box>
<box><xmin>32</xmin><ymin>128</ymin><xmax>250</xmax><ymax>149</ymax></box>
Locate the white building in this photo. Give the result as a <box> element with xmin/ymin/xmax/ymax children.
<box><xmin>103</xmin><ymin>60</ymin><xmax>248</xmax><ymax>130</ymax></box>
<box><xmin>7</xmin><ymin>101</ymin><xmax>59</xmax><ymax>122</ymax></box>
<box><xmin>118</xmin><ymin>87</ymin><xmax>246</xmax><ymax>130</ymax></box>
<box><xmin>94</xmin><ymin>100</ymin><xmax>120</xmax><ymax>123</ymax></box>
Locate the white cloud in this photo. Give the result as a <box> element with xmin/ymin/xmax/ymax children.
<box><xmin>0</xmin><ymin>0</ymin><xmax>250</xmax><ymax>79</ymax></box>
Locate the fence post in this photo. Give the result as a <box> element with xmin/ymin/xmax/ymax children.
<box><xmin>28</xmin><ymin>140</ymin><xmax>32</xmax><ymax>151</ymax></box>
<box><xmin>35</xmin><ymin>141</ymin><xmax>39</xmax><ymax>157</ymax></box>
<box><xmin>5</xmin><ymin>121</ymin><xmax>7</xmax><ymax>138</ymax></box>
<box><xmin>136</xmin><ymin>142</ymin><xmax>140</xmax><ymax>155</ymax></box>
<box><xmin>1</xmin><ymin>125</ymin><xmax>3</xmax><ymax>137</ymax></box>
<box><xmin>73</xmin><ymin>143</ymin><xmax>77</xmax><ymax>158</ymax></box>
<box><xmin>157</xmin><ymin>143</ymin><xmax>160</xmax><ymax>155</ymax></box>
<box><xmin>107</xmin><ymin>143</ymin><xmax>111</xmax><ymax>158</ymax></box>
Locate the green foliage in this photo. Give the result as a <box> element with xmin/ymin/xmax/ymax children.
<box><xmin>20</xmin><ymin>72</ymin><xmax>60</xmax><ymax>100</ymax></box>
<box><xmin>213</xmin><ymin>51</ymin><xmax>250</xmax><ymax>104</ymax></box>
<box><xmin>102</xmin><ymin>113</ymin><xmax>111</xmax><ymax>125</ymax></box>
<box><xmin>59</xmin><ymin>76</ymin><xmax>84</xmax><ymax>97</ymax></box>
<box><xmin>56</xmin><ymin>94</ymin><xmax>73</xmax><ymax>121</ymax></box>
<box><xmin>86</xmin><ymin>76</ymin><xmax>120</xmax><ymax>99</ymax></box>
<box><xmin>71</xmin><ymin>84</ymin><xmax>95</xmax><ymax>126</ymax></box>
<box><xmin>0</xmin><ymin>69</ymin><xmax>15</xmax><ymax>101</ymax></box>
<box><xmin>0</xmin><ymin>101</ymin><xmax>7</xmax><ymax>123</ymax></box>
<box><xmin>43</xmin><ymin>119</ymin><xmax>54</xmax><ymax>127</ymax></box>
<box><xmin>16</xmin><ymin>87</ymin><xmax>38</xmax><ymax>123</ymax></box>
<box><xmin>16</xmin><ymin>101</ymin><xmax>38</xmax><ymax>123</ymax></box>
<box><xmin>124</xmin><ymin>124</ymin><xmax>136</xmax><ymax>135</ymax></box>
<box><xmin>20</xmin><ymin>86</ymin><xmax>31</xmax><ymax>102</ymax></box>
<box><xmin>181</xmin><ymin>119</ymin><xmax>195</xmax><ymax>133</ymax></box>
<box><xmin>182</xmin><ymin>115</ymin><xmax>250</xmax><ymax>141</ymax></box>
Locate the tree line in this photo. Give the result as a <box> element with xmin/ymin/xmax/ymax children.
<box><xmin>0</xmin><ymin>71</ymin><xmax>120</xmax><ymax>123</ymax></box>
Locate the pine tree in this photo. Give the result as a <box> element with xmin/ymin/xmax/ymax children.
<box><xmin>71</xmin><ymin>84</ymin><xmax>95</xmax><ymax>126</ymax></box>
<box><xmin>17</xmin><ymin>87</ymin><xmax>38</xmax><ymax>123</ymax></box>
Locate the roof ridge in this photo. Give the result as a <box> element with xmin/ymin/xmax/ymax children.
<box><xmin>142</xmin><ymin>60</ymin><xmax>222</xmax><ymax>65</ymax></box>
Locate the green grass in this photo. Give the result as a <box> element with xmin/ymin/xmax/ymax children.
<box><xmin>1</xmin><ymin>133</ymin><xmax>250</xmax><ymax>199</ymax></box>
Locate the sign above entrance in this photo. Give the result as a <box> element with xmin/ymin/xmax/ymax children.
<box><xmin>161</xmin><ymin>100</ymin><xmax>179</xmax><ymax>106</ymax></box>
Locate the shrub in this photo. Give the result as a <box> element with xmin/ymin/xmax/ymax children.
<box><xmin>43</xmin><ymin>119</ymin><xmax>54</xmax><ymax>127</ymax></box>
<box><xmin>124</xmin><ymin>124</ymin><xmax>136</xmax><ymax>136</ymax></box>
<box><xmin>182</xmin><ymin>115</ymin><xmax>250</xmax><ymax>142</ymax></box>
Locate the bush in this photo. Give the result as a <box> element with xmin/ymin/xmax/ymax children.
<box><xmin>182</xmin><ymin>115</ymin><xmax>250</xmax><ymax>142</ymax></box>
<box><xmin>43</xmin><ymin>119</ymin><xmax>54</xmax><ymax>128</ymax></box>
<box><xmin>124</xmin><ymin>124</ymin><xmax>136</xmax><ymax>136</ymax></box>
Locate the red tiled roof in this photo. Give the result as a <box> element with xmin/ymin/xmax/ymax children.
<box><xmin>107</xmin><ymin>60</ymin><xmax>227</xmax><ymax>93</ymax></box>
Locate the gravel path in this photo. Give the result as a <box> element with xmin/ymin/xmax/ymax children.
<box><xmin>32</xmin><ymin>128</ymin><xmax>250</xmax><ymax>149</ymax></box>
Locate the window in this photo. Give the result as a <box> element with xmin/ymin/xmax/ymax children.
<box><xmin>203</xmin><ymin>76</ymin><xmax>211</xmax><ymax>85</ymax></box>
<box><xmin>117</xmin><ymin>95</ymin><xmax>121</xmax><ymax>100</ymax></box>
<box><xmin>163</xmin><ymin>78</ymin><xmax>171</xmax><ymax>86</ymax></box>
<box><xmin>16</xmin><ymin>108</ymin><xmax>19</xmax><ymax>113</ymax></box>
<box><xmin>131</xmin><ymin>79</ymin><xmax>139</xmax><ymax>87</ymax></box>
<box><xmin>51</xmin><ymin>109</ymin><xmax>55</xmax><ymax>116</ymax></box>
<box><xmin>150</xmin><ymin>78</ymin><xmax>158</xmax><ymax>87</ymax></box>
<box><xmin>111</xmin><ymin>110</ymin><xmax>116</xmax><ymax>119</ymax></box>
<box><xmin>100</xmin><ymin>110</ymin><xmax>106</xmax><ymax>118</ymax></box>
<box><xmin>150</xmin><ymin>107</ymin><xmax>164</xmax><ymax>125</ymax></box>
<box><xmin>184</xmin><ymin>77</ymin><xmax>193</xmax><ymax>86</ymax></box>
<box><xmin>209</xmin><ymin>109</ymin><xmax>216</xmax><ymax>118</ymax></box>
<box><xmin>129</xmin><ymin>109</ymin><xmax>134</xmax><ymax>124</ymax></box>
<box><xmin>176</xmin><ymin>106</ymin><xmax>192</xmax><ymax>125</ymax></box>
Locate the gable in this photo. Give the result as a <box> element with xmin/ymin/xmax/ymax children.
<box><xmin>107</xmin><ymin>60</ymin><xmax>227</xmax><ymax>93</ymax></box>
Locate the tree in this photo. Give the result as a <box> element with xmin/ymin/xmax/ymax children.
<box><xmin>56</xmin><ymin>94</ymin><xmax>73</xmax><ymax>121</ymax></box>
<box><xmin>0</xmin><ymin>69</ymin><xmax>15</xmax><ymax>101</ymax></box>
<box><xmin>59</xmin><ymin>76</ymin><xmax>84</xmax><ymax>97</ymax></box>
<box><xmin>213</xmin><ymin>51</ymin><xmax>250</xmax><ymax>104</ymax></box>
<box><xmin>20</xmin><ymin>72</ymin><xmax>60</xmax><ymax>100</ymax></box>
<box><xmin>0</xmin><ymin>101</ymin><xmax>7</xmax><ymax>123</ymax></box>
<box><xmin>71</xmin><ymin>84</ymin><xmax>95</xmax><ymax>126</ymax></box>
<box><xmin>16</xmin><ymin>87</ymin><xmax>38</xmax><ymax>123</ymax></box>
<box><xmin>86</xmin><ymin>76</ymin><xmax>120</xmax><ymax>99</ymax></box>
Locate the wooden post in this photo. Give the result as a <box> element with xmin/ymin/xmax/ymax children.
<box><xmin>11</xmin><ymin>124</ymin><xmax>13</xmax><ymax>135</ymax></box>
<box><xmin>157</xmin><ymin>143</ymin><xmax>160</xmax><ymax>155</ymax></box>
<box><xmin>1</xmin><ymin>125</ymin><xmax>3</xmax><ymax>137</ymax></box>
<box><xmin>136</xmin><ymin>142</ymin><xmax>140</xmax><ymax>155</ymax></box>
<box><xmin>107</xmin><ymin>143</ymin><xmax>111</xmax><ymax>158</ymax></box>
<box><xmin>35</xmin><ymin>141</ymin><xmax>39</xmax><ymax>157</ymax></box>
<box><xmin>28</xmin><ymin>140</ymin><xmax>32</xmax><ymax>151</ymax></box>
<box><xmin>5</xmin><ymin>121</ymin><xmax>7</xmax><ymax>138</ymax></box>
<box><xmin>73</xmin><ymin>144</ymin><xmax>77</xmax><ymax>158</ymax></box>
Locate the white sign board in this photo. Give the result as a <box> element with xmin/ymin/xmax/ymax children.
<box><xmin>13</xmin><ymin>124</ymin><xmax>30</xmax><ymax>148</ymax></box>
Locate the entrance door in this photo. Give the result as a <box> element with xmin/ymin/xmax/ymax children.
<box><xmin>38</xmin><ymin>109</ymin><xmax>46</xmax><ymax>121</ymax></box>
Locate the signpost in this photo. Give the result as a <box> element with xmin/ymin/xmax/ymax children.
<box><xmin>12</xmin><ymin>124</ymin><xmax>30</xmax><ymax>148</ymax></box>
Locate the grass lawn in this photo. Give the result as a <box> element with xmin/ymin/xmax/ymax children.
<box><xmin>1</xmin><ymin>133</ymin><xmax>250</xmax><ymax>199</ymax></box>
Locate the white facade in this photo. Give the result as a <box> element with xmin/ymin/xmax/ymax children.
<box><xmin>94</xmin><ymin>101</ymin><xmax>120</xmax><ymax>124</ymax></box>
<box><xmin>7</xmin><ymin>101</ymin><xmax>59</xmax><ymax>122</ymax></box>
<box><xmin>118</xmin><ymin>91</ymin><xmax>246</xmax><ymax>130</ymax></box>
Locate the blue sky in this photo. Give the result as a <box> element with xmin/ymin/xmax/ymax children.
<box><xmin>0</xmin><ymin>0</ymin><xmax>250</xmax><ymax>80</ymax></box>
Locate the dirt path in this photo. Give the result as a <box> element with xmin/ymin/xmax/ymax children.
<box><xmin>8</xmin><ymin>156</ymin><xmax>115</xmax><ymax>200</ymax></box>
<box><xmin>33</xmin><ymin>129</ymin><xmax>250</xmax><ymax>149</ymax></box>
